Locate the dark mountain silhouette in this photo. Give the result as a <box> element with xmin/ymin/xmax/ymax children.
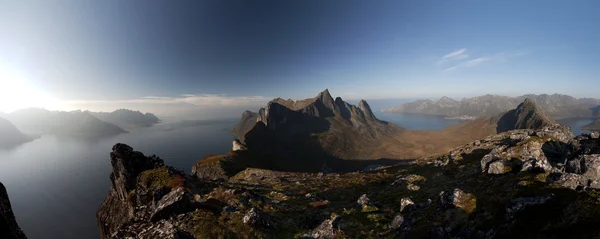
<box><xmin>231</xmin><ymin>89</ymin><xmax>405</xmax><ymax>171</ymax></box>
<box><xmin>90</xmin><ymin>109</ymin><xmax>160</xmax><ymax>130</ymax></box>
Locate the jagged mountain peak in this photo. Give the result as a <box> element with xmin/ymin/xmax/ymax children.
<box><xmin>358</xmin><ymin>99</ymin><xmax>375</xmax><ymax>119</ymax></box>
<box><xmin>496</xmin><ymin>99</ymin><xmax>558</xmax><ymax>133</ymax></box>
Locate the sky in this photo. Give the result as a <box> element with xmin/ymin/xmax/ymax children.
<box><xmin>0</xmin><ymin>1</ymin><xmax>599</xmax><ymax>118</ymax></box>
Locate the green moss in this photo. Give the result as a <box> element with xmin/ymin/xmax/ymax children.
<box><xmin>139</xmin><ymin>167</ymin><xmax>185</xmax><ymax>189</ymax></box>
<box><xmin>192</xmin><ymin>210</ymin><xmax>228</xmax><ymax>238</ymax></box>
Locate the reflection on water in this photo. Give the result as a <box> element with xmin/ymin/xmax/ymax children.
<box><xmin>556</xmin><ymin>117</ymin><xmax>596</xmax><ymax>136</ymax></box>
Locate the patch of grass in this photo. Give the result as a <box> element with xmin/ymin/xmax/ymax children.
<box><xmin>139</xmin><ymin>167</ymin><xmax>185</xmax><ymax>189</ymax></box>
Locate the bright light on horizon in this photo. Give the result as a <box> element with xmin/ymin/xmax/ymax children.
<box><xmin>0</xmin><ymin>63</ymin><xmax>64</xmax><ymax>113</ymax></box>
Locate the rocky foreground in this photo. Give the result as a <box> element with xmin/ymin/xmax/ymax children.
<box><xmin>97</xmin><ymin>126</ymin><xmax>600</xmax><ymax>238</ymax></box>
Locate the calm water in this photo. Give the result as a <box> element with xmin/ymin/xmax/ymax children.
<box><xmin>375</xmin><ymin>112</ymin><xmax>465</xmax><ymax>130</ymax></box>
<box><xmin>0</xmin><ymin>114</ymin><xmax>594</xmax><ymax>238</ymax></box>
<box><xmin>0</xmin><ymin>120</ymin><xmax>236</xmax><ymax>239</ymax></box>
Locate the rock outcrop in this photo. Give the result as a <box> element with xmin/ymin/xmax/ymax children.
<box><xmin>0</xmin><ymin>182</ymin><xmax>27</xmax><ymax>239</ymax></box>
<box><xmin>98</xmin><ymin>126</ymin><xmax>600</xmax><ymax>238</ymax></box>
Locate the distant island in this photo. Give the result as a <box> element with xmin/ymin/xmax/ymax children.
<box><xmin>0</xmin><ymin>117</ymin><xmax>35</xmax><ymax>149</ymax></box>
<box><xmin>1</xmin><ymin>108</ymin><xmax>160</xmax><ymax>140</ymax></box>
<box><xmin>90</xmin><ymin>109</ymin><xmax>160</xmax><ymax>130</ymax></box>
<box><xmin>382</xmin><ymin>94</ymin><xmax>600</xmax><ymax>119</ymax></box>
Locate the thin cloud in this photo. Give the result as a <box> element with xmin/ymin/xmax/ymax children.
<box><xmin>67</xmin><ymin>94</ymin><xmax>272</xmax><ymax>108</ymax></box>
<box><xmin>443</xmin><ymin>51</ymin><xmax>527</xmax><ymax>72</ymax></box>
<box><xmin>437</xmin><ymin>48</ymin><xmax>469</xmax><ymax>64</ymax></box>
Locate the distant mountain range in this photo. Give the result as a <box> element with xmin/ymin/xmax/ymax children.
<box><xmin>0</xmin><ymin>108</ymin><xmax>160</xmax><ymax>143</ymax></box>
<box><xmin>382</xmin><ymin>94</ymin><xmax>600</xmax><ymax>119</ymax></box>
<box><xmin>229</xmin><ymin>90</ymin><xmax>558</xmax><ymax>172</ymax></box>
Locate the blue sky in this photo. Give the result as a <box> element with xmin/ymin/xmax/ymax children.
<box><xmin>0</xmin><ymin>0</ymin><xmax>599</xmax><ymax>116</ymax></box>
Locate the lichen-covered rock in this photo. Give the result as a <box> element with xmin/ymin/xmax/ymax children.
<box><xmin>109</xmin><ymin>220</ymin><xmax>181</xmax><ymax>239</ymax></box>
<box><xmin>400</xmin><ymin>198</ymin><xmax>414</xmax><ymax>212</ymax></box>
<box><xmin>506</xmin><ymin>194</ymin><xmax>554</xmax><ymax>220</ymax></box>
<box><xmin>439</xmin><ymin>189</ymin><xmax>477</xmax><ymax>213</ymax></box>
<box><xmin>243</xmin><ymin>208</ymin><xmax>276</xmax><ymax>229</ymax></box>
<box><xmin>357</xmin><ymin>194</ymin><xmax>372</xmax><ymax>206</ymax></box>
<box><xmin>0</xmin><ymin>182</ymin><xmax>27</xmax><ymax>239</ymax></box>
<box><xmin>302</xmin><ymin>214</ymin><xmax>341</xmax><ymax>239</ymax></box>
<box><xmin>481</xmin><ymin>147</ymin><xmax>505</xmax><ymax>172</ymax></box>
<box><xmin>232</xmin><ymin>139</ymin><xmax>247</xmax><ymax>151</ymax></box>
<box><xmin>488</xmin><ymin>160</ymin><xmax>512</xmax><ymax>174</ymax></box>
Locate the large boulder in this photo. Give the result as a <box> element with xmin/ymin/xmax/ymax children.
<box><xmin>557</xmin><ymin>154</ymin><xmax>600</xmax><ymax>189</ymax></box>
<box><xmin>0</xmin><ymin>182</ymin><xmax>27</xmax><ymax>239</ymax></box>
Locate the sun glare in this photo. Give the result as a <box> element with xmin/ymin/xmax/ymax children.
<box><xmin>0</xmin><ymin>65</ymin><xmax>62</xmax><ymax>113</ymax></box>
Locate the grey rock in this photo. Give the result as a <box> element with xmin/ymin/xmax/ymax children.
<box><xmin>243</xmin><ymin>208</ymin><xmax>276</xmax><ymax>229</ymax></box>
<box><xmin>110</xmin><ymin>220</ymin><xmax>180</xmax><ymax>239</ymax></box>
<box><xmin>232</xmin><ymin>139</ymin><xmax>247</xmax><ymax>151</ymax></box>
<box><xmin>357</xmin><ymin>194</ymin><xmax>372</xmax><ymax>206</ymax></box>
<box><xmin>400</xmin><ymin>198</ymin><xmax>414</xmax><ymax>212</ymax></box>
<box><xmin>506</xmin><ymin>194</ymin><xmax>554</xmax><ymax>220</ymax></box>
<box><xmin>488</xmin><ymin>160</ymin><xmax>511</xmax><ymax>174</ymax></box>
<box><xmin>389</xmin><ymin>215</ymin><xmax>404</xmax><ymax>230</ymax></box>
<box><xmin>150</xmin><ymin>187</ymin><xmax>192</xmax><ymax>222</ymax></box>
<box><xmin>591</xmin><ymin>131</ymin><xmax>599</xmax><ymax>139</ymax></box>
<box><xmin>301</xmin><ymin>215</ymin><xmax>341</xmax><ymax>239</ymax></box>
<box><xmin>559</xmin><ymin>155</ymin><xmax>600</xmax><ymax>189</ymax></box>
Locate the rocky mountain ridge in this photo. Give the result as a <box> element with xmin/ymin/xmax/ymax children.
<box><xmin>383</xmin><ymin>93</ymin><xmax>600</xmax><ymax>119</ymax></box>
<box><xmin>230</xmin><ymin>90</ymin><xmax>405</xmax><ymax>171</ymax></box>
<box><xmin>230</xmin><ymin>91</ymin><xmax>562</xmax><ymax>172</ymax></box>
<box><xmin>96</xmin><ymin>125</ymin><xmax>600</xmax><ymax>238</ymax></box>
